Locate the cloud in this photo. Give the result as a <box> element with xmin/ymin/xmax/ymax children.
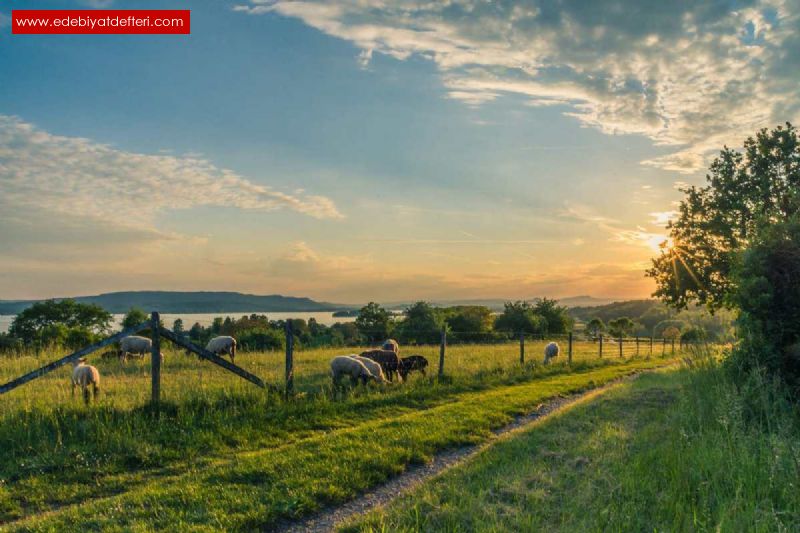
<box><xmin>237</xmin><ymin>0</ymin><xmax>800</xmax><ymax>173</ymax></box>
<box><xmin>0</xmin><ymin>115</ymin><xmax>343</xmax><ymax>228</ymax></box>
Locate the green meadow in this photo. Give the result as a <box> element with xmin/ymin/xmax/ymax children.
<box><xmin>0</xmin><ymin>340</ymin><xmax>675</xmax><ymax>530</ymax></box>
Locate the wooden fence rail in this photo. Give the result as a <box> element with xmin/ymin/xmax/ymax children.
<box><xmin>158</xmin><ymin>327</ymin><xmax>267</xmax><ymax>390</ymax></box>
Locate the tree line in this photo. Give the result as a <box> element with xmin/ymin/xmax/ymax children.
<box><xmin>0</xmin><ymin>298</ymin><xmax>577</xmax><ymax>353</ymax></box>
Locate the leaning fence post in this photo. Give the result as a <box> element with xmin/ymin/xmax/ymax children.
<box><xmin>519</xmin><ymin>332</ymin><xmax>525</xmax><ymax>365</ymax></box>
<box><xmin>599</xmin><ymin>334</ymin><xmax>603</xmax><ymax>358</ymax></box>
<box><xmin>150</xmin><ymin>312</ymin><xmax>161</xmax><ymax>405</ymax></box>
<box><xmin>619</xmin><ymin>336</ymin><xmax>623</xmax><ymax>358</ymax></box>
<box><xmin>285</xmin><ymin>321</ymin><xmax>294</xmax><ymax>398</ymax></box>
<box><xmin>568</xmin><ymin>332</ymin><xmax>573</xmax><ymax>364</ymax></box>
<box><xmin>438</xmin><ymin>327</ymin><xmax>446</xmax><ymax>378</ymax></box>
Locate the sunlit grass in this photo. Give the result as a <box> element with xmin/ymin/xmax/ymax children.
<box><xmin>0</xmin><ymin>341</ymin><xmax>679</xmax><ymax>528</ymax></box>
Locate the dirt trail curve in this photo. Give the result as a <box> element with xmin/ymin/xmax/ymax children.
<box><xmin>278</xmin><ymin>369</ymin><xmax>657</xmax><ymax>533</ymax></box>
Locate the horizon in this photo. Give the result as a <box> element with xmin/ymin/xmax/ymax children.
<box><xmin>3</xmin><ymin>1</ymin><xmax>798</xmax><ymax>301</ymax></box>
<box><xmin>0</xmin><ymin>289</ymin><xmax>635</xmax><ymax>308</ymax></box>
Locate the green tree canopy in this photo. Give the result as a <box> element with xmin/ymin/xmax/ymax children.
<box><xmin>121</xmin><ymin>307</ymin><xmax>149</xmax><ymax>329</ymax></box>
<box><xmin>732</xmin><ymin>215</ymin><xmax>800</xmax><ymax>388</ymax></box>
<box><xmin>494</xmin><ymin>301</ymin><xmax>546</xmax><ymax>335</ymax></box>
<box><xmin>355</xmin><ymin>302</ymin><xmax>392</xmax><ymax>343</ymax></box>
<box><xmin>532</xmin><ymin>298</ymin><xmax>572</xmax><ymax>334</ymax></box>
<box><xmin>608</xmin><ymin>317</ymin><xmax>636</xmax><ymax>338</ymax></box>
<box><xmin>648</xmin><ymin>123</ymin><xmax>800</xmax><ymax>311</ymax></box>
<box><xmin>9</xmin><ymin>299</ymin><xmax>112</xmax><ymax>346</ymax></box>
<box><xmin>397</xmin><ymin>301</ymin><xmax>441</xmax><ymax>344</ymax></box>
<box><xmin>586</xmin><ymin>318</ymin><xmax>605</xmax><ymax>338</ymax></box>
<box><xmin>446</xmin><ymin>306</ymin><xmax>495</xmax><ymax>342</ymax></box>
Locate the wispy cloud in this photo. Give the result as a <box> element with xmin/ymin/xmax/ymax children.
<box><xmin>0</xmin><ymin>115</ymin><xmax>343</xmax><ymax>227</ymax></box>
<box><xmin>237</xmin><ymin>0</ymin><xmax>800</xmax><ymax>173</ymax></box>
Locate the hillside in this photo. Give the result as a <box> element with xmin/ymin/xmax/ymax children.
<box><xmin>568</xmin><ymin>300</ymin><xmax>663</xmax><ymax>323</ymax></box>
<box><xmin>0</xmin><ymin>291</ymin><xmax>350</xmax><ymax>315</ymax></box>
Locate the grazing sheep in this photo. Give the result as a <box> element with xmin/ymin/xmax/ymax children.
<box><xmin>347</xmin><ymin>355</ymin><xmax>389</xmax><ymax>384</ymax></box>
<box><xmin>399</xmin><ymin>355</ymin><xmax>429</xmax><ymax>380</ymax></box>
<box><xmin>360</xmin><ymin>349</ymin><xmax>403</xmax><ymax>382</ymax></box>
<box><xmin>381</xmin><ymin>338</ymin><xmax>400</xmax><ymax>354</ymax></box>
<box><xmin>206</xmin><ymin>336</ymin><xmax>237</xmax><ymax>364</ymax></box>
<box><xmin>330</xmin><ymin>355</ymin><xmax>381</xmax><ymax>388</ymax></box>
<box><xmin>119</xmin><ymin>335</ymin><xmax>152</xmax><ymax>362</ymax></box>
<box><xmin>71</xmin><ymin>358</ymin><xmax>100</xmax><ymax>404</ymax></box>
<box><xmin>544</xmin><ymin>342</ymin><xmax>560</xmax><ymax>364</ymax></box>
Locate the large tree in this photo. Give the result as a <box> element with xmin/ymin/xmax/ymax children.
<box><xmin>9</xmin><ymin>299</ymin><xmax>112</xmax><ymax>346</ymax></box>
<box><xmin>397</xmin><ymin>301</ymin><xmax>441</xmax><ymax>344</ymax></box>
<box><xmin>494</xmin><ymin>301</ymin><xmax>546</xmax><ymax>335</ymax></box>
<box><xmin>355</xmin><ymin>302</ymin><xmax>392</xmax><ymax>343</ymax></box>
<box><xmin>647</xmin><ymin>123</ymin><xmax>800</xmax><ymax>311</ymax></box>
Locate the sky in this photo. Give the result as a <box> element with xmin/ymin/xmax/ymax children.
<box><xmin>1</xmin><ymin>0</ymin><xmax>798</xmax><ymax>304</ymax></box>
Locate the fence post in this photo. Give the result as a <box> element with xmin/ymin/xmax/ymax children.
<box><xmin>285</xmin><ymin>321</ymin><xmax>294</xmax><ymax>398</ymax></box>
<box><xmin>599</xmin><ymin>334</ymin><xmax>603</xmax><ymax>358</ymax></box>
<box><xmin>636</xmin><ymin>336</ymin><xmax>640</xmax><ymax>357</ymax></box>
<box><xmin>672</xmin><ymin>338</ymin><xmax>676</xmax><ymax>355</ymax></box>
<box><xmin>438</xmin><ymin>327</ymin><xmax>446</xmax><ymax>378</ymax></box>
<box><xmin>519</xmin><ymin>332</ymin><xmax>525</xmax><ymax>365</ymax></box>
<box><xmin>650</xmin><ymin>336</ymin><xmax>654</xmax><ymax>358</ymax></box>
<box><xmin>568</xmin><ymin>332</ymin><xmax>573</xmax><ymax>364</ymax></box>
<box><xmin>150</xmin><ymin>312</ymin><xmax>161</xmax><ymax>405</ymax></box>
<box><xmin>662</xmin><ymin>338</ymin><xmax>666</xmax><ymax>357</ymax></box>
<box><xmin>617</xmin><ymin>336</ymin><xmax>622</xmax><ymax>358</ymax></box>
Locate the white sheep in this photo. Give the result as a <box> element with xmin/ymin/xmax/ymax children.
<box><xmin>330</xmin><ymin>355</ymin><xmax>381</xmax><ymax>388</ymax></box>
<box><xmin>544</xmin><ymin>342</ymin><xmax>560</xmax><ymax>364</ymax></box>
<box><xmin>71</xmin><ymin>358</ymin><xmax>100</xmax><ymax>404</ymax></box>
<box><xmin>206</xmin><ymin>336</ymin><xmax>237</xmax><ymax>364</ymax></box>
<box><xmin>381</xmin><ymin>339</ymin><xmax>400</xmax><ymax>354</ymax></box>
<box><xmin>119</xmin><ymin>335</ymin><xmax>152</xmax><ymax>362</ymax></box>
<box><xmin>347</xmin><ymin>355</ymin><xmax>389</xmax><ymax>384</ymax></box>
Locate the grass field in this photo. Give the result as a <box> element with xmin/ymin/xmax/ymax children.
<box><xmin>348</xmin><ymin>360</ymin><xmax>800</xmax><ymax>532</ymax></box>
<box><xmin>0</xmin><ymin>338</ymin><xmax>679</xmax><ymax>530</ymax></box>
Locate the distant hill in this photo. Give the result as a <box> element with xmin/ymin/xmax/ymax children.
<box><xmin>380</xmin><ymin>295</ymin><xmax>620</xmax><ymax>312</ymax></box>
<box><xmin>0</xmin><ymin>291</ymin><xmax>352</xmax><ymax>315</ymax></box>
<box><xmin>568</xmin><ymin>300</ymin><xmax>662</xmax><ymax>323</ymax></box>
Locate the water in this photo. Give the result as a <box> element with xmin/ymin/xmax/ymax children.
<box><xmin>0</xmin><ymin>311</ymin><xmax>355</xmax><ymax>334</ymax></box>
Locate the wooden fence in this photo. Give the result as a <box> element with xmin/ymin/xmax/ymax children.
<box><xmin>0</xmin><ymin>313</ymin><xmax>693</xmax><ymax>403</ymax></box>
<box><xmin>0</xmin><ymin>312</ymin><xmax>269</xmax><ymax>405</ymax></box>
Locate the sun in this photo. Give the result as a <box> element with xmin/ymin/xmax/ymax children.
<box><xmin>646</xmin><ymin>234</ymin><xmax>673</xmax><ymax>253</ymax></box>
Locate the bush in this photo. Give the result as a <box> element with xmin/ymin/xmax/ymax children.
<box><xmin>731</xmin><ymin>216</ymin><xmax>800</xmax><ymax>391</ymax></box>
<box><xmin>237</xmin><ymin>328</ymin><xmax>284</xmax><ymax>351</ymax></box>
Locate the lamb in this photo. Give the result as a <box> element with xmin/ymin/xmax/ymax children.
<box><xmin>381</xmin><ymin>338</ymin><xmax>400</xmax><ymax>354</ymax></box>
<box><xmin>360</xmin><ymin>349</ymin><xmax>403</xmax><ymax>382</ymax></box>
<box><xmin>206</xmin><ymin>336</ymin><xmax>237</xmax><ymax>364</ymax></box>
<box><xmin>71</xmin><ymin>358</ymin><xmax>100</xmax><ymax>404</ymax></box>
<box><xmin>544</xmin><ymin>342</ymin><xmax>560</xmax><ymax>364</ymax></box>
<box><xmin>330</xmin><ymin>355</ymin><xmax>382</xmax><ymax>388</ymax></box>
<box><xmin>347</xmin><ymin>355</ymin><xmax>389</xmax><ymax>384</ymax></box>
<box><xmin>398</xmin><ymin>355</ymin><xmax>429</xmax><ymax>380</ymax></box>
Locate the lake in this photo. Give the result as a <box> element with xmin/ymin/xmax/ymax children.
<box><xmin>0</xmin><ymin>311</ymin><xmax>356</xmax><ymax>334</ymax></box>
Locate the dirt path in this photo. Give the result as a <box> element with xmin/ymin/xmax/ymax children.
<box><xmin>279</xmin><ymin>370</ymin><xmax>655</xmax><ymax>533</ymax></box>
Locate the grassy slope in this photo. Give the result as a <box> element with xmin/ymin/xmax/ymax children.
<box><xmin>350</xmin><ymin>365</ymin><xmax>800</xmax><ymax>532</ymax></box>
<box><xmin>6</xmin><ymin>358</ymin><xmax>674</xmax><ymax>531</ymax></box>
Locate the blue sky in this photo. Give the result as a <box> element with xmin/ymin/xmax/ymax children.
<box><xmin>1</xmin><ymin>0</ymin><xmax>797</xmax><ymax>303</ymax></box>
